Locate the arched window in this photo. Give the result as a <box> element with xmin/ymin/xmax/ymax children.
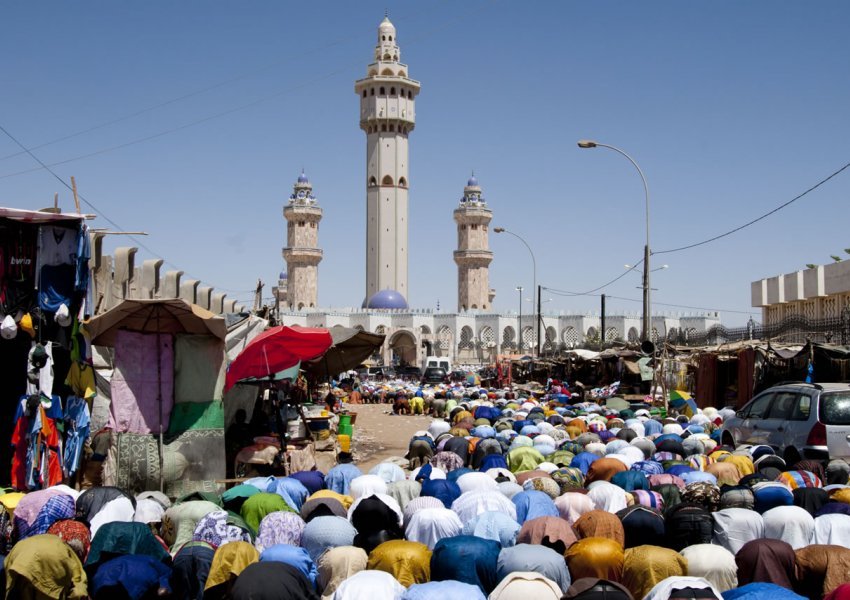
<box><xmin>381</xmin><ymin>69</ymin><xmax>393</xmax><ymax>76</ymax></box>
<box><xmin>370</xmin><ymin>88</ymin><xmax>375</xmax><ymax>96</ymax></box>
<box><xmin>389</xmin><ymin>35</ymin><xmax>393</xmax><ymax>41</ymax></box>
<box><xmin>381</xmin><ymin>175</ymin><xmax>393</xmax><ymax>186</ymax></box>
<box><xmin>459</xmin><ymin>326</ymin><xmax>474</xmax><ymax>350</ymax></box>
<box><xmin>471</xmin><ymin>304</ymin><xmax>478</xmax><ymax>309</ymax></box>
<box><xmin>362</xmin><ymin>90</ymin><xmax>366</xmax><ymax>98</ymax></box>
<box><xmin>398</xmin><ymin>177</ymin><xmax>407</xmax><ymax>187</ymax></box>
<box><xmin>383</xmin><ymin>53</ymin><xmax>391</xmax><ymax>61</ymax></box>
<box><xmin>502</xmin><ymin>326</ymin><xmax>516</xmax><ymax>350</ymax></box>
<box><xmin>627</xmin><ymin>327</ymin><xmax>640</xmax><ymax>343</ymax></box>
<box><xmin>390</xmin><ymin>87</ymin><xmax>395</xmax><ymax>95</ymax></box>
<box><xmin>381</xmin><ymin>124</ymin><xmax>387</xmax><ymax>132</ymax></box>
<box><xmin>382</xmin><ymin>35</ymin><xmax>386</xmax><ymax>41</ymax></box>
<box><xmin>399</xmin><ymin>70</ymin><xmax>406</xmax><ymax>77</ymax></box>
<box><xmin>389</xmin><ymin>124</ymin><xmax>395</xmax><ymax>132</ymax></box>
<box><xmin>379</xmin><ymin>87</ymin><xmax>385</xmax><ymax>95</ymax></box>
<box><xmin>408</xmin><ymin>90</ymin><xmax>413</xmax><ymax>99</ymax></box>
<box><xmin>369</xmin><ymin>176</ymin><xmax>377</xmax><ymax>187</ymax></box>
<box><xmin>563</xmin><ymin>327</ymin><xmax>579</xmax><ymax>346</ymax></box>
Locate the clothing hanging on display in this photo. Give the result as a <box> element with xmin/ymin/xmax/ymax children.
<box><xmin>11</xmin><ymin>394</ymin><xmax>64</xmax><ymax>490</ymax></box>
<box><xmin>63</xmin><ymin>395</ymin><xmax>91</xmax><ymax>478</ymax></box>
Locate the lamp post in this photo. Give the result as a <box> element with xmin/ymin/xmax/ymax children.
<box><xmin>516</xmin><ymin>285</ymin><xmax>523</xmax><ymax>353</ymax></box>
<box><xmin>495</xmin><ymin>227</ymin><xmax>538</xmax><ymax>355</ymax></box>
<box><xmin>578</xmin><ymin>140</ymin><xmax>652</xmax><ymax>342</ymax></box>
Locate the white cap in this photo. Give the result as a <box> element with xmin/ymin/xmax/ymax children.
<box><xmin>55</xmin><ymin>303</ymin><xmax>71</xmax><ymax>327</ymax></box>
<box><xmin>1</xmin><ymin>315</ymin><xmax>17</xmax><ymax>340</ymax></box>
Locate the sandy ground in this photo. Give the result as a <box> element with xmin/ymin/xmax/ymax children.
<box><xmin>347</xmin><ymin>403</ymin><xmax>434</xmax><ymax>473</ymax></box>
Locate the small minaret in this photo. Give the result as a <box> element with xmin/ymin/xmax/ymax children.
<box><xmin>282</xmin><ymin>170</ymin><xmax>323</xmax><ymax>310</ymax></box>
<box><xmin>355</xmin><ymin>15</ymin><xmax>421</xmax><ymax>307</ymax></box>
<box><xmin>454</xmin><ymin>174</ymin><xmax>494</xmax><ymax>311</ymax></box>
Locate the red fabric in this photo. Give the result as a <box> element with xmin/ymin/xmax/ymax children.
<box><xmin>737</xmin><ymin>348</ymin><xmax>756</xmax><ymax>409</ymax></box>
<box><xmin>11</xmin><ymin>405</ymin><xmax>63</xmax><ymax>491</ymax></box>
<box><xmin>225</xmin><ymin>325</ymin><xmax>332</xmax><ymax>391</ymax></box>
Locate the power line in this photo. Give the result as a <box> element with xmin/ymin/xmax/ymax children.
<box><xmin>0</xmin><ymin>122</ymin><xmax>227</xmax><ymax>288</ymax></box>
<box><xmin>0</xmin><ymin>4</ymin><xmax>475</xmax><ymax>180</ymax></box>
<box><xmin>604</xmin><ymin>295</ymin><xmax>758</xmax><ymax>316</ymax></box>
<box><xmin>654</xmin><ymin>159</ymin><xmax>850</xmax><ymax>255</ymax></box>
<box><xmin>542</xmin><ymin>257</ymin><xmax>644</xmax><ymax>297</ymax></box>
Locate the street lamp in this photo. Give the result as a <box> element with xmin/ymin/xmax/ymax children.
<box><xmin>495</xmin><ymin>227</ymin><xmax>538</xmax><ymax>355</ymax></box>
<box><xmin>515</xmin><ymin>286</ymin><xmax>523</xmax><ymax>353</ymax></box>
<box><xmin>578</xmin><ymin>140</ymin><xmax>652</xmax><ymax>342</ymax></box>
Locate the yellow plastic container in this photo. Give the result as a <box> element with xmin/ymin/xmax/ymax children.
<box><xmin>338</xmin><ymin>434</ymin><xmax>351</xmax><ymax>453</ymax></box>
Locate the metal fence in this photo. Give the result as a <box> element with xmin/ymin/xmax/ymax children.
<box><xmin>670</xmin><ymin>311</ymin><xmax>850</xmax><ymax>347</ymax></box>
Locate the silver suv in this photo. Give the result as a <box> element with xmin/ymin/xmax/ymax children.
<box><xmin>720</xmin><ymin>382</ymin><xmax>850</xmax><ymax>464</ymax></box>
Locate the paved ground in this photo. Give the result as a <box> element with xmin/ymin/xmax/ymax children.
<box><xmin>348</xmin><ymin>403</ymin><xmax>433</xmax><ymax>473</ymax></box>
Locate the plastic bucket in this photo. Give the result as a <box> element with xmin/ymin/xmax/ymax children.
<box><xmin>338</xmin><ymin>434</ymin><xmax>351</xmax><ymax>453</ymax></box>
<box><xmin>337</xmin><ymin>415</ymin><xmax>354</xmax><ymax>437</ymax></box>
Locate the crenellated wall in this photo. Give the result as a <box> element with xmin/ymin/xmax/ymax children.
<box><xmin>89</xmin><ymin>234</ymin><xmax>247</xmax><ymax>315</ymax></box>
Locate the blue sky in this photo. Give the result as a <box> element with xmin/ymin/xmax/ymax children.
<box><xmin>1</xmin><ymin>1</ymin><xmax>848</xmax><ymax>325</ymax></box>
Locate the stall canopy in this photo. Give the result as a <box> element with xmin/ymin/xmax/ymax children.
<box><xmin>224</xmin><ymin>325</ymin><xmax>332</xmax><ymax>391</ymax></box>
<box><xmin>302</xmin><ymin>326</ymin><xmax>385</xmax><ymax>380</ymax></box>
<box><xmin>84</xmin><ymin>298</ymin><xmax>226</xmax><ymax>347</ymax></box>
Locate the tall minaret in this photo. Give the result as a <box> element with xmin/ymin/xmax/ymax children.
<box><xmin>355</xmin><ymin>16</ymin><xmax>420</xmax><ymax>307</ymax></box>
<box><xmin>282</xmin><ymin>170</ymin><xmax>323</xmax><ymax>310</ymax></box>
<box><xmin>454</xmin><ymin>175</ymin><xmax>494</xmax><ymax>311</ymax></box>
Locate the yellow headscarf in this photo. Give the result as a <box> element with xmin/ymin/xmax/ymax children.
<box><xmin>308</xmin><ymin>490</ymin><xmax>354</xmax><ymax>510</ymax></box>
<box><xmin>204</xmin><ymin>541</ymin><xmax>259</xmax><ymax>590</ymax></box>
<box><xmin>367</xmin><ymin>540</ymin><xmax>431</xmax><ymax>587</ymax></box>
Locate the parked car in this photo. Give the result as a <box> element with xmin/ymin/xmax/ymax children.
<box><xmin>398</xmin><ymin>366</ymin><xmax>422</xmax><ymax>380</ymax></box>
<box><xmin>720</xmin><ymin>382</ymin><xmax>850</xmax><ymax>463</ymax></box>
<box><xmin>367</xmin><ymin>366</ymin><xmax>396</xmax><ymax>380</ymax></box>
<box><xmin>421</xmin><ymin>367</ymin><xmax>448</xmax><ymax>384</ymax></box>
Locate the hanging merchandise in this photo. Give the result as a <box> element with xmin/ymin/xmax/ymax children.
<box><xmin>1</xmin><ymin>314</ymin><xmax>17</xmax><ymax>340</ymax></box>
<box><xmin>65</xmin><ymin>361</ymin><xmax>96</xmax><ymax>401</ymax></box>
<box><xmin>0</xmin><ymin>220</ymin><xmax>38</xmax><ymax>316</ymax></box>
<box><xmin>37</xmin><ymin>225</ymin><xmax>77</xmax><ymax>267</ymax></box>
<box><xmin>11</xmin><ymin>393</ymin><xmax>64</xmax><ymax>490</ymax></box>
<box><xmin>74</xmin><ymin>223</ymin><xmax>90</xmax><ymax>293</ymax></box>
<box><xmin>55</xmin><ymin>303</ymin><xmax>71</xmax><ymax>327</ymax></box>
<box><xmin>19</xmin><ymin>313</ymin><xmax>35</xmax><ymax>338</ymax></box>
<box><xmin>26</xmin><ymin>342</ymin><xmax>54</xmax><ymax>397</ymax></box>
<box><xmin>63</xmin><ymin>395</ymin><xmax>91</xmax><ymax>478</ymax></box>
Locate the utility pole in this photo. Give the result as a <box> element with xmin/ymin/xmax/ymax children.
<box><xmin>601</xmin><ymin>294</ymin><xmax>606</xmax><ymax>348</ymax></box>
<box><xmin>537</xmin><ymin>285</ymin><xmax>542</xmax><ymax>357</ymax></box>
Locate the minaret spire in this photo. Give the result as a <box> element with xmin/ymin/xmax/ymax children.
<box><xmin>355</xmin><ymin>16</ymin><xmax>421</xmax><ymax>307</ymax></box>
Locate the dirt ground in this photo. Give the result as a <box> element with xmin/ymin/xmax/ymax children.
<box><xmin>348</xmin><ymin>403</ymin><xmax>433</xmax><ymax>473</ymax></box>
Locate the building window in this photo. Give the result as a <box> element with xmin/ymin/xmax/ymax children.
<box><xmin>382</xmin><ymin>175</ymin><xmax>394</xmax><ymax>186</ymax></box>
<box><xmin>369</xmin><ymin>176</ymin><xmax>377</xmax><ymax>186</ymax></box>
<box><xmin>362</xmin><ymin>90</ymin><xmax>367</xmax><ymax>98</ymax></box>
<box><xmin>390</xmin><ymin>87</ymin><xmax>395</xmax><ymax>95</ymax></box>
<box><xmin>370</xmin><ymin>88</ymin><xmax>374</xmax><ymax>96</ymax></box>
<box><xmin>389</xmin><ymin>124</ymin><xmax>395</xmax><ymax>132</ymax></box>
<box><xmin>389</xmin><ymin>35</ymin><xmax>393</xmax><ymax>41</ymax></box>
<box><xmin>398</xmin><ymin>176</ymin><xmax>407</xmax><ymax>187</ymax></box>
<box><xmin>382</xmin><ymin>35</ymin><xmax>386</xmax><ymax>41</ymax></box>
<box><xmin>380</xmin><ymin>87</ymin><xmax>385</xmax><ymax>95</ymax></box>
<box><xmin>381</xmin><ymin>124</ymin><xmax>387</xmax><ymax>132</ymax></box>
<box><xmin>408</xmin><ymin>90</ymin><xmax>412</xmax><ymax>99</ymax></box>
<box><xmin>299</xmin><ymin>221</ymin><xmax>305</xmax><ymax>227</ymax></box>
<box><xmin>310</xmin><ymin>222</ymin><xmax>316</xmax><ymax>228</ymax></box>
<box><xmin>471</xmin><ymin>224</ymin><xmax>478</xmax><ymax>230</ymax></box>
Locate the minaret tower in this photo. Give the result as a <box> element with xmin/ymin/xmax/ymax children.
<box><xmin>355</xmin><ymin>15</ymin><xmax>420</xmax><ymax>308</ymax></box>
<box><xmin>454</xmin><ymin>175</ymin><xmax>494</xmax><ymax>312</ymax></box>
<box><xmin>282</xmin><ymin>170</ymin><xmax>323</xmax><ymax>310</ymax></box>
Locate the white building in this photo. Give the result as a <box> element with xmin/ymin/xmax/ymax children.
<box><xmin>281</xmin><ymin>171</ymin><xmax>323</xmax><ymax>310</ymax></box>
<box><xmin>752</xmin><ymin>260</ymin><xmax>850</xmax><ymax>324</ymax></box>
<box><xmin>276</xmin><ymin>16</ymin><xmax>720</xmax><ymax>366</ymax></box>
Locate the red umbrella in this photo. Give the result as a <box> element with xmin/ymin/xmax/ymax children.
<box><xmin>225</xmin><ymin>325</ymin><xmax>333</xmax><ymax>392</ymax></box>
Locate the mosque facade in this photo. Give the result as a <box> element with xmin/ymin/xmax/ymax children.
<box><xmin>276</xmin><ymin>16</ymin><xmax>720</xmax><ymax>367</ymax></box>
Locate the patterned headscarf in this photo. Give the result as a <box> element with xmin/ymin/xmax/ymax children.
<box><xmin>47</xmin><ymin>519</ymin><xmax>92</xmax><ymax>561</ymax></box>
<box><xmin>255</xmin><ymin>511</ymin><xmax>306</xmax><ymax>552</ymax></box>
<box><xmin>26</xmin><ymin>494</ymin><xmax>76</xmax><ymax>539</ymax></box>
<box><xmin>682</xmin><ymin>482</ymin><xmax>721</xmax><ymax>513</ymax></box>
<box><xmin>192</xmin><ymin>510</ymin><xmax>253</xmax><ymax>549</ymax></box>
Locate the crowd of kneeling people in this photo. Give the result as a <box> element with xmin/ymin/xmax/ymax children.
<box><xmin>4</xmin><ymin>389</ymin><xmax>850</xmax><ymax>600</ymax></box>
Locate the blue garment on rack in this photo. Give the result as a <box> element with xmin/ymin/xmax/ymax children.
<box><xmin>63</xmin><ymin>395</ymin><xmax>91</xmax><ymax>477</ymax></box>
<box><xmin>75</xmin><ymin>224</ymin><xmax>90</xmax><ymax>292</ymax></box>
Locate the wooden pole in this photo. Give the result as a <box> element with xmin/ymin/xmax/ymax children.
<box><xmin>70</xmin><ymin>176</ymin><xmax>81</xmax><ymax>214</ymax></box>
<box><xmin>53</xmin><ymin>193</ymin><xmax>59</xmax><ymax>210</ymax></box>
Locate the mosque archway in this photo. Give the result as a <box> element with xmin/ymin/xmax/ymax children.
<box><xmin>562</xmin><ymin>327</ymin><xmax>578</xmax><ymax>347</ymax></box>
<box><xmin>586</xmin><ymin>327</ymin><xmax>598</xmax><ymax>341</ymax></box>
<box><xmin>436</xmin><ymin>326</ymin><xmax>453</xmax><ymax>358</ymax></box>
<box><xmin>605</xmin><ymin>327</ymin><xmax>620</xmax><ymax>342</ymax></box>
<box><xmin>544</xmin><ymin>327</ymin><xmax>557</xmax><ymax>354</ymax></box>
<box><xmin>627</xmin><ymin>327</ymin><xmax>639</xmax><ymax>343</ymax></box>
<box><xmin>389</xmin><ymin>330</ymin><xmax>417</xmax><ymax>367</ymax></box>
<box><xmin>502</xmin><ymin>326</ymin><xmax>516</xmax><ymax>351</ymax></box>
<box><xmin>521</xmin><ymin>327</ymin><xmax>534</xmax><ymax>353</ymax></box>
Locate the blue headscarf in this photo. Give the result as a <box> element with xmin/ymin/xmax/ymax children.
<box><xmin>611</xmin><ymin>470</ymin><xmax>650</xmax><ymax>492</ymax></box>
<box><xmin>267</xmin><ymin>477</ymin><xmax>309</xmax><ymax>512</ymax></box>
<box><xmin>430</xmin><ymin>535</ymin><xmax>501</xmax><ymax>595</ymax></box>
<box><xmin>325</xmin><ymin>464</ymin><xmax>362</xmax><ymax>495</ymax></box>
<box><xmin>461</xmin><ymin>511</ymin><xmax>520</xmax><ymax>548</ymax></box>
<box><xmin>479</xmin><ymin>454</ymin><xmax>509</xmax><ymax>472</ymax></box>
<box><xmin>421</xmin><ymin>479</ymin><xmax>462</xmax><ymax>508</ymax></box>
<box><xmin>403</xmin><ymin>581</ymin><xmax>486</xmax><ymax>600</ymax></box>
<box><xmin>259</xmin><ymin>544</ymin><xmax>318</xmax><ymax>587</ymax></box>
<box><xmin>571</xmin><ymin>452</ymin><xmax>600</xmax><ymax>475</ymax></box>
<box><xmin>91</xmin><ymin>554</ymin><xmax>172</xmax><ymax>599</ymax></box>
<box><xmin>511</xmin><ymin>490</ymin><xmax>558</xmax><ymax>524</ymax></box>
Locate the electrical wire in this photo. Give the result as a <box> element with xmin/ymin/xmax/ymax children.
<box><xmin>0</xmin><ymin>4</ymin><xmax>477</xmax><ymax>180</ymax></box>
<box><xmin>654</xmin><ymin>159</ymin><xmax>850</xmax><ymax>255</ymax></box>
<box><xmin>542</xmin><ymin>257</ymin><xmax>644</xmax><ymax>297</ymax></box>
